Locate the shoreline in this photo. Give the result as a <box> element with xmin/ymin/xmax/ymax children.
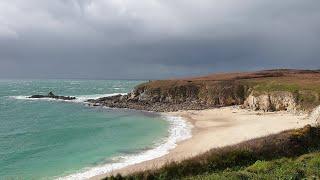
<box><xmin>12</xmin><ymin>94</ymin><xmax>318</xmax><ymax>179</ymax></box>
<box><xmin>91</xmin><ymin>106</ymin><xmax>316</xmax><ymax>179</ymax></box>
<box><xmin>57</xmin><ymin>112</ymin><xmax>192</xmax><ymax>180</ymax></box>
<box><xmin>12</xmin><ymin>93</ymin><xmax>192</xmax><ymax>180</ymax></box>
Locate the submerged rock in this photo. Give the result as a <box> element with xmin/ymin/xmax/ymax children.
<box><xmin>29</xmin><ymin>92</ymin><xmax>76</xmax><ymax>100</ymax></box>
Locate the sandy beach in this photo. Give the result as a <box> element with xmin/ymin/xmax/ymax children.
<box><xmin>91</xmin><ymin>106</ymin><xmax>316</xmax><ymax>179</ymax></box>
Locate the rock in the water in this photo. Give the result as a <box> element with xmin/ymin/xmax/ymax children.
<box><xmin>29</xmin><ymin>92</ymin><xmax>76</xmax><ymax>100</ymax></box>
<box><xmin>48</xmin><ymin>91</ymin><xmax>55</xmax><ymax>97</ymax></box>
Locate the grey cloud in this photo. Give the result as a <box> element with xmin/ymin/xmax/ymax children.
<box><xmin>0</xmin><ymin>0</ymin><xmax>319</xmax><ymax>79</ymax></box>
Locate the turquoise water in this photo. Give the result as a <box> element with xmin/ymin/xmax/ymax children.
<box><xmin>0</xmin><ymin>80</ymin><xmax>169</xmax><ymax>179</ymax></box>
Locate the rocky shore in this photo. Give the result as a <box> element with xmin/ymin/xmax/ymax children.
<box><xmin>87</xmin><ymin>69</ymin><xmax>320</xmax><ymax>112</ymax></box>
<box><xmin>87</xmin><ymin>94</ymin><xmax>214</xmax><ymax>112</ymax></box>
<box><xmin>87</xmin><ymin>91</ymin><xmax>298</xmax><ymax>112</ymax></box>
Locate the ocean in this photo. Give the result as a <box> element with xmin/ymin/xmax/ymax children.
<box><xmin>0</xmin><ymin>80</ymin><xmax>191</xmax><ymax>179</ymax></box>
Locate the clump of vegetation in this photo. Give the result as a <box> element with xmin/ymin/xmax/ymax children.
<box><xmin>105</xmin><ymin>125</ymin><xmax>320</xmax><ymax>180</ymax></box>
<box><xmin>186</xmin><ymin>152</ymin><xmax>320</xmax><ymax>179</ymax></box>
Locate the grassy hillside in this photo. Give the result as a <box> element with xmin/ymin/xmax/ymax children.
<box><xmin>107</xmin><ymin>125</ymin><xmax>320</xmax><ymax>180</ymax></box>
<box><xmin>133</xmin><ymin>69</ymin><xmax>320</xmax><ymax>111</ymax></box>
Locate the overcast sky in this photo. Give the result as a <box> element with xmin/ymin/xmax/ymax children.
<box><xmin>0</xmin><ymin>0</ymin><xmax>319</xmax><ymax>79</ymax></box>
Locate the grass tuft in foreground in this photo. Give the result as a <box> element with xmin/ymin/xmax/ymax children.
<box><xmin>187</xmin><ymin>152</ymin><xmax>320</xmax><ymax>179</ymax></box>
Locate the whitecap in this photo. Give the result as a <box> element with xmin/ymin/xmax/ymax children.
<box><xmin>74</xmin><ymin>93</ymin><xmax>127</xmax><ymax>103</ymax></box>
<box><xmin>10</xmin><ymin>95</ymin><xmax>30</xmax><ymax>100</ymax></box>
<box><xmin>9</xmin><ymin>93</ymin><xmax>127</xmax><ymax>103</ymax></box>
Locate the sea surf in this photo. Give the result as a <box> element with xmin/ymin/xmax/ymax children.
<box><xmin>0</xmin><ymin>80</ymin><xmax>191</xmax><ymax>179</ymax></box>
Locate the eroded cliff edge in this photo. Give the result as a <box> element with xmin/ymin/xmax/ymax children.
<box><xmin>88</xmin><ymin>69</ymin><xmax>320</xmax><ymax>112</ymax></box>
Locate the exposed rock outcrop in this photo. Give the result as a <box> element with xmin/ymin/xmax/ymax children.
<box><xmin>87</xmin><ymin>81</ymin><xmax>251</xmax><ymax>112</ymax></box>
<box><xmin>29</xmin><ymin>92</ymin><xmax>76</xmax><ymax>101</ymax></box>
<box><xmin>243</xmin><ymin>91</ymin><xmax>297</xmax><ymax>112</ymax></box>
<box><xmin>310</xmin><ymin>105</ymin><xmax>320</xmax><ymax>125</ymax></box>
<box><xmin>88</xmin><ymin>87</ymin><xmax>300</xmax><ymax>112</ymax></box>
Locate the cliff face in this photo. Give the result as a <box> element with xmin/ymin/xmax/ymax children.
<box><xmin>129</xmin><ymin>81</ymin><xmax>249</xmax><ymax>106</ymax></box>
<box><xmin>88</xmin><ymin>69</ymin><xmax>320</xmax><ymax>112</ymax></box>
<box><xmin>310</xmin><ymin>106</ymin><xmax>320</xmax><ymax>125</ymax></box>
<box><xmin>243</xmin><ymin>91</ymin><xmax>297</xmax><ymax>112</ymax></box>
<box><xmin>88</xmin><ymin>81</ymin><xmax>250</xmax><ymax>112</ymax></box>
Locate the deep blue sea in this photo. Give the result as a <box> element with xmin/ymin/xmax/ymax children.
<box><xmin>0</xmin><ymin>80</ymin><xmax>191</xmax><ymax>179</ymax></box>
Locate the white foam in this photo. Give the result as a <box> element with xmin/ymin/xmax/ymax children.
<box><xmin>9</xmin><ymin>93</ymin><xmax>127</xmax><ymax>103</ymax></box>
<box><xmin>57</xmin><ymin>115</ymin><xmax>193</xmax><ymax>180</ymax></box>
<box><xmin>10</xmin><ymin>96</ymin><xmax>67</xmax><ymax>102</ymax></box>
<box><xmin>10</xmin><ymin>95</ymin><xmax>31</xmax><ymax>100</ymax></box>
<box><xmin>73</xmin><ymin>93</ymin><xmax>127</xmax><ymax>103</ymax></box>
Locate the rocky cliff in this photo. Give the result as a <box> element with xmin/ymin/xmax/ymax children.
<box><xmin>310</xmin><ymin>105</ymin><xmax>320</xmax><ymax>125</ymax></box>
<box><xmin>88</xmin><ymin>81</ymin><xmax>250</xmax><ymax>112</ymax></box>
<box><xmin>88</xmin><ymin>69</ymin><xmax>320</xmax><ymax>112</ymax></box>
<box><xmin>243</xmin><ymin>91</ymin><xmax>297</xmax><ymax>112</ymax></box>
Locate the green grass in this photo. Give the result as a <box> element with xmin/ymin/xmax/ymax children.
<box><xmin>186</xmin><ymin>152</ymin><xmax>320</xmax><ymax>180</ymax></box>
<box><xmin>241</xmin><ymin>78</ymin><xmax>320</xmax><ymax>94</ymax></box>
<box><xmin>251</xmin><ymin>81</ymin><xmax>300</xmax><ymax>93</ymax></box>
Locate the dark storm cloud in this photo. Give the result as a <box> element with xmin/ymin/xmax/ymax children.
<box><xmin>0</xmin><ymin>0</ymin><xmax>319</xmax><ymax>79</ymax></box>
